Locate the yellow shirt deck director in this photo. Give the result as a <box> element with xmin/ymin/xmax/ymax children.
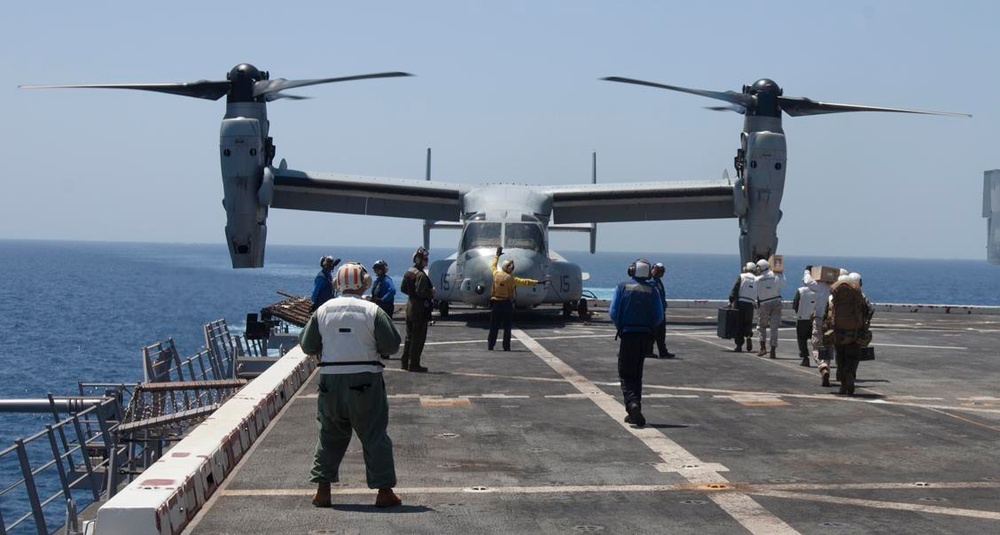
<box><xmin>490</xmin><ymin>254</ymin><xmax>540</xmax><ymax>301</ymax></box>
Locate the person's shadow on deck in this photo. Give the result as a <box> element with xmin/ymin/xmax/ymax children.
<box><xmin>331</xmin><ymin>504</ymin><xmax>433</xmax><ymax>514</ymax></box>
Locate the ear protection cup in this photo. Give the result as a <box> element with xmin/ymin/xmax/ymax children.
<box><xmin>413</xmin><ymin>246</ymin><xmax>429</xmax><ymax>264</ymax></box>
<box><xmin>628</xmin><ymin>258</ymin><xmax>651</xmax><ymax>279</ymax></box>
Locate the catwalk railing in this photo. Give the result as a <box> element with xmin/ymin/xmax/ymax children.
<box><xmin>0</xmin><ymin>318</ymin><xmax>265</xmax><ymax>534</ymax></box>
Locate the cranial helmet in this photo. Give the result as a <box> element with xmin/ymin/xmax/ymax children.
<box><xmin>756</xmin><ymin>259</ymin><xmax>770</xmax><ymax>271</ymax></box>
<box><xmin>837</xmin><ymin>274</ymin><xmax>850</xmax><ymax>283</ymax></box>
<box><xmin>839</xmin><ymin>268</ymin><xmax>849</xmax><ymax>277</ymax></box>
<box><xmin>372</xmin><ymin>259</ymin><xmax>388</xmax><ymax>272</ymax></box>
<box><xmin>744</xmin><ymin>262</ymin><xmax>756</xmax><ymax>273</ymax></box>
<box><xmin>501</xmin><ymin>259</ymin><xmax>515</xmax><ymax>272</ymax></box>
<box><xmin>652</xmin><ymin>262</ymin><xmax>665</xmax><ymax>277</ymax></box>
<box><xmin>848</xmin><ymin>272</ymin><xmax>862</xmax><ymax>286</ymax></box>
<box><xmin>320</xmin><ymin>255</ymin><xmax>336</xmax><ymax>268</ymax></box>
<box><xmin>413</xmin><ymin>246</ymin><xmax>429</xmax><ymax>264</ymax></box>
<box><xmin>628</xmin><ymin>258</ymin><xmax>652</xmax><ymax>279</ymax></box>
<box><xmin>336</xmin><ymin>262</ymin><xmax>371</xmax><ymax>291</ymax></box>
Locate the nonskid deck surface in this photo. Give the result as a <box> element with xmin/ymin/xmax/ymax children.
<box><xmin>185</xmin><ymin>308</ymin><xmax>1000</xmax><ymax>534</ymax></box>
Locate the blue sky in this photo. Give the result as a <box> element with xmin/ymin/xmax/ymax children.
<box><xmin>2</xmin><ymin>1</ymin><xmax>996</xmax><ymax>260</ymax></box>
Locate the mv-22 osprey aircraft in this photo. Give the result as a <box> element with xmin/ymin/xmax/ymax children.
<box><xmin>22</xmin><ymin>64</ymin><xmax>968</xmax><ymax>315</ymax></box>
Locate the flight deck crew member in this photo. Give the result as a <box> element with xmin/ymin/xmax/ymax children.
<box><xmin>400</xmin><ymin>247</ymin><xmax>434</xmax><ymax>373</ymax></box>
<box><xmin>803</xmin><ymin>266</ymin><xmax>846</xmax><ymax>386</ymax></box>
<box><xmin>755</xmin><ymin>258</ymin><xmax>785</xmax><ymax>358</ymax></box>
<box><xmin>650</xmin><ymin>262</ymin><xmax>675</xmax><ymax>359</ymax></box>
<box><xmin>824</xmin><ymin>273</ymin><xmax>872</xmax><ymax>396</ymax></box>
<box><xmin>728</xmin><ymin>262</ymin><xmax>758</xmax><ymax>352</ymax></box>
<box><xmin>370</xmin><ymin>259</ymin><xmax>396</xmax><ymax>318</ymax></box>
<box><xmin>311</xmin><ymin>255</ymin><xmax>341</xmax><ymax>311</ymax></box>
<box><xmin>487</xmin><ymin>246</ymin><xmax>542</xmax><ymax>351</ymax></box>
<box><xmin>609</xmin><ymin>258</ymin><xmax>664</xmax><ymax>428</ymax></box>
<box><xmin>792</xmin><ymin>281</ymin><xmax>818</xmax><ymax>367</ymax></box>
<box><xmin>299</xmin><ymin>262</ymin><xmax>403</xmax><ymax>509</ymax></box>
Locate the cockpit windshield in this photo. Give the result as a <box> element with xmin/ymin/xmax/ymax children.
<box><xmin>504</xmin><ymin>223</ymin><xmax>545</xmax><ymax>254</ymax></box>
<box><xmin>461</xmin><ymin>222</ymin><xmax>501</xmax><ymax>252</ymax></box>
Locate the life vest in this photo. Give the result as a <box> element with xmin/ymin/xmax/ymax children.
<box><xmin>794</xmin><ymin>287</ymin><xmax>817</xmax><ymax>320</ymax></box>
<box><xmin>737</xmin><ymin>273</ymin><xmax>756</xmax><ymax>303</ymax></box>
<box><xmin>756</xmin><ymin>271</ymin><xmax>782</xmax><ymax>304</ymax></box>
<box><xmin>314</xmin><ymin>295</ymin><xmax>382</xmax><ymax>374</ymax></box>
<box><xmin>615</xmin><ymin>280</ymin><xmax>659</xmax><ymax>333</ymax></box>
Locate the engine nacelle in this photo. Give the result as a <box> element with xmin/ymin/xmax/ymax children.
<box><xmin>739</xmin><ymin>131</ymin><xmax>787</xmax><ymax>262</ymax></box>
<box><xmin>986</xmin><ymin>170</ymin><xmax>1000</xmax><ymax>264</ymax></box>
<box><xmin>220</xmin><ymin>118</ymin><xmax>268</xmax><ymax>268</ymax></box>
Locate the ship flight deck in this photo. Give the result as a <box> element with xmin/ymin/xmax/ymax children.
<box><xmin>177</xmin><ymin>306</ymin><xmax>1000</xmax><ymax>534</ymax></box>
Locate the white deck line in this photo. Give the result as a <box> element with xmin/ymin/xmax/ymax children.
<box><xmin>513</xmin><ymin>328</ymin><xmax>800</xmax><ymax>535</ymax></box>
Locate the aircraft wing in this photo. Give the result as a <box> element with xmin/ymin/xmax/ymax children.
<box><xmin>541</xmin><ymin>181</ymin><xmax>736</xmax><ymax>224</ymax></box>
<box><xmin>270</xmin><ymin>169</ymin><xmax>469</xmax><ymax>221</ymax></box>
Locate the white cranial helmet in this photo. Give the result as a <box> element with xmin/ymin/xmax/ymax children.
<box><xmin>848</xmin><ymin>272</ymin><xmax>862</xmax><ymax>285</ymax></box>
<box><xmin>839</xmin><ymin>268</ymin><xmax>849</xmax><ymax>277</ymax></box>
<box><xmin>744</xmin><ymin>262</ymin><xmax>755</xmax><ymax>272</ymax></box>
<box><xmin>837</xmin><ymin>274</ymin><xmax>850</xmax><ymax>283</ymax></box>
<box><xmin>336</xmin><ymin>262</ymin><xmax>371</xmax><ymax>291</ymax></box>
<box><xmin>756</xmin><ymin>259</ymin><xmax>769</xmax><ymax>271</ymax></box>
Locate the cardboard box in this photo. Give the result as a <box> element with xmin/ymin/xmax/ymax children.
<box><xmin>810</xmin><ymin>265</ymin><xmax>840</xmax><ymax>283</ymax></box>
<box><xmin>768</xmin><ymin>254</ymin><xmax>784</xmax><ymax>273</ymax></box>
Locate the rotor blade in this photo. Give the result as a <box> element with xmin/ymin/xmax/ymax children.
<box><xmin>18</xmin><ymin>81</ymin><xmax>231</xmax><ymax>101</ymax></box>
<box><xmin>253</xmin><ymin>72</ymin><xmax>413</xmax><ymax>98</ymax></box>
<box><xmin>264</xmin><ymin>93</ymin><xmax>312</xmax><ymax>102</ymax></box>
<box><xmin>705</xmin><ymin>105</ymin><xmax>746</xmax><ymax>114</ymax></box>
<box><xmin>602</xmin><ymin>76</ymin><xmax>752</xmax><ymax>108</ymax></box>
<box><xmin>778</xmin><ymin>96</ymin><xmax>970</xmax><ymax>118</ymax></box>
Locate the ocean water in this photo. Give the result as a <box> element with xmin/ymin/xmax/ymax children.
<box><xmin>1</xmin><ymin>239</ymin><xmax>998</xmax><ymax>441</ymax></box>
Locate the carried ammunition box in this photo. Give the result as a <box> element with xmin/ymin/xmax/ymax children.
<box><xmin>810</xmin><ymin>265</ymin><xmax>840</xmax><ymax>283</ymax></box>
<box><xmin>768</xmin><ymin>254</ymin><xmax>784</xmax><ymax>273</ymax></box>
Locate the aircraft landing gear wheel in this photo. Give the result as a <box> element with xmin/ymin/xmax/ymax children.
<box><xmin>577</xmin><ymin>298</ymin><xmax>590</xmax><ymax>320</ymax></box>
<box><xmin>562</xmin><ymin>302</ymin><xmax>573</xmax><ymax>318</ymax></box>
<box><xmin>439</xmin><ymin>301</ymin><xmax>449</xmax><ymax>317</ymax></box>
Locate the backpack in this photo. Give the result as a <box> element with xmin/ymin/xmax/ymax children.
<box><xmin>830</xmin><ymin>281</ymin><xmax>865</xmax><ymax>330</ymax></box>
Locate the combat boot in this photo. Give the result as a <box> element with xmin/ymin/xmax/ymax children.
<box><xmin>821</xmin><ymin>369</ymin><xmax>831</xmax><ymax>387</ymax></box>
<box><xmin>312</xmin><ymin>482</ymin><xmax>331</xmax><ymax>507</ymax></box>
<box><xmin>375</xmin><ymin>488</ymin><xmax>402</xmax><ymax>508</ymax></box>
<box><xmin>409</xmin><ymin>355</ymin><xmax>427</xmax><ymax>373</ymax></box>
<box><xmin>769</xmin><ymin>347</ymin><xmax>776</xmax><ymax>359</ymax></box>
<box><xmin>800</xmin><ymin>357</ymin><xmax>810</xmax><ymax>367</ymax></box>
<box><xmin>746</xmin><ymin>338</ymin><xmax>753</xmax><ymax>352</ymax></box>
<box><xmin>756</xmin><ymin>343</ymin><xmax>768</xmax><ymax>357</ymax></box>
<box><xmin>845</xmin><ymin>371</ymin><xmax>856</xmax><ymax>396</ymax></box>
<box><xmin>625</xmin><ymin>401</ymin><xmax>646</xmax><ymax>427</ymax></box>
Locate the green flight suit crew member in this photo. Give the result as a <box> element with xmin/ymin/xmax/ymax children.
<box><xmin>400</xmin><ymin>246</ymin><xmax>434</xmax><ymax>372</ymax></box>
<box><xmin>299</xmin><ymin>262</ymin><xmax>403</xmax><ymax>509</ymax></box>
<box><xmin>488</xmin><ymin>246</ymin><xmax>542</xmax><ymax>351</ymax></box>
<box><xmin>824</xmin><ymin>272</ymin><xmax>873</xmax><ymax>396</ymax></box>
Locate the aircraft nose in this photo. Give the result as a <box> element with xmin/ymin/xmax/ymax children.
<box><xmin>510</xmin><ymin>252</ymin><xmax>544</xmax><ymax>281</ymax></box>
